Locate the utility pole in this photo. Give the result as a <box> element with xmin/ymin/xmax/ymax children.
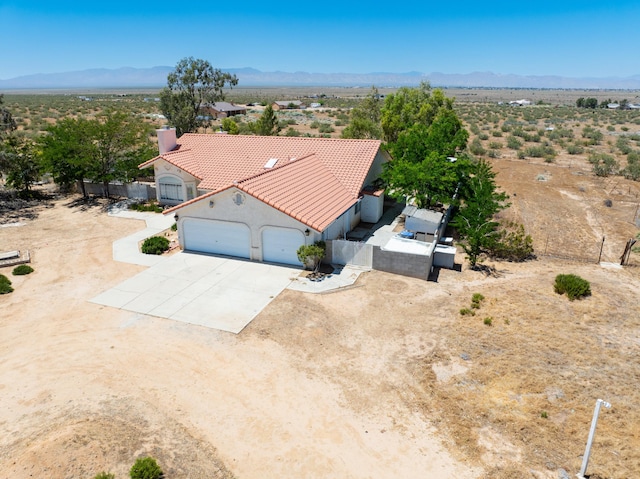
<box><xmin>597</xmin><ymin>236</ymin><xmax>605</xmax><ymax>263</ymax></box>
<box><xmin>577</xmin><ymin>399</ymin><xmax>612</xmax><ymax>479</ymax></box>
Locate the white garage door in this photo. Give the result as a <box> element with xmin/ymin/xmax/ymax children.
<box><xmin>262</xmin><ymin>227</ymin><xmax>305</xmax><ymax>265</ymax></box>
<box><xmin>183</xmin><ymin>219</ymin><xmax>250</xmax><ymax>259</ymax></box>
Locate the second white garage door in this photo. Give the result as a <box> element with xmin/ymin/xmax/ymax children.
<box><xmin>183</xmin><ymin>218</ymin><xmax>250</xmax><ymax>259</ymax></box>
<box><xmin>262</xmin><ymin>227</ymin><xmax>305</xmax><ymax>265</ymax></box>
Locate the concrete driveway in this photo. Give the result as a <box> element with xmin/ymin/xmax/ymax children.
<box><xmin>91</xmin><ymin>252</ymin><xmax>300</xmax><ymax>333</ymax></box>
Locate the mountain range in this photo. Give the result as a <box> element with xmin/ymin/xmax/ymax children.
<box><xmin>1</xmin><ymin>66</ymin><xmax>640</xmax><ymax>90</ymax></box>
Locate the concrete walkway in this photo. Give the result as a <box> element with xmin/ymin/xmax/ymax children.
<box><xmin>97</xmin><ymin>203</ymin><xmax>366</xmax><ymax>332</ymax></box>
<box><xmin>107</xmin><ymin>202</ymin><xmax>176</xmax><ymax>266</ymax></box>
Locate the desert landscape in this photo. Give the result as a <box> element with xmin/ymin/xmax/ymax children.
<box><xmin>1</xmin><ymin>88</ymin><xmax>640</xmax><ymax>478</ymax></box>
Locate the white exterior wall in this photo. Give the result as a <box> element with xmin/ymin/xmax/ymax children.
<box><xmin>322</xmin><ymin>203</ymin><xmax>358</xmax><ymax>241</ymax></box>
<box><xmin>362</xmin><ymin>150</ymin><xmax>389</xmax><ymax>187</ymax></box>
<box><xmin>153</xmin><ymin>159</ymin><xmax>199</xmax><ymax>206</ymax></box>
<box><xmin>361</xmin><ymin>193</ymin><xmax>384</xmax><ymax>223</ymax></box>
<box><xmin>174</xmin><ymin>187</ymin><xmax>315</xmax><ymax>261</ymax></box>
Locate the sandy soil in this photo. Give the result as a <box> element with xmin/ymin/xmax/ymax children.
<box><xmin>1</xmin><ymin>148</ymin><xmax>639</xmax><ymax>478</ymax></box>
<box><xmin>0</xmin><ymin>196</ymin><xmax>476</xmax><ymax>478</ymax></box>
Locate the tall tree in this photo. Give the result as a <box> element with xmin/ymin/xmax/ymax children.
<box><xmin>87</xmin><ymin>110</ymin><xmax>153</xmax><ymax>197</ymax></box>
<box><xmin>1</xmin><ymin>134</ymin><xmax>41</xmax><ymax>197</ymax></box>
<box><xmin>341</xmin><ymin>86</ymin><xmax>383</xmax><ymax>139</ymax></box>
<box><xmin>252</xmin><ymin>104</ymin><xmax>280</xmax><ymax>136</ymax></box>
<box><xmin>451</xmin><ymin>159</ymin><xmax>509</xmax><ymax>268</ymax></box>
<box><xmin>0</xmin><ymin>94</ymin><xmax>18</xmax><ymax>170</ymax></box>
<box><xmin>39</xmin><ymin>111</ymin><xmax>152</xmax><ymax>197</ymax></box>
<box><xmin>160</xmin><ymin>57</ymin><xmax>238</xmax><ymax>136</ymax></box>
<box><xmin>39</xmin><ymin>118</ymin><xmax>95</xmax><ymax>195</ymax></box>
<box><xmin>380</xmin><ymin>81</ymin><xmax>453</xmax><ymax>143</ymax></box>
<box><xmin>0</xmin><ymin>94</ymin><xmax>17</xmax><ymax>138</ymax></box>
<box><xmin>382</xmin><ymin>91</ymin><xmax>469</xmax><ymax>208</ymax></box>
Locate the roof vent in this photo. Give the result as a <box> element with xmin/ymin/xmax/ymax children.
<box><xmin>264</xmin><ymin>158</ymin><xmax>278</xmax><ymax>169</ymax></box>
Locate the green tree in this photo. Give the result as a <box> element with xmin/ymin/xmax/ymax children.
<box><xmin>252</xmin><ymin>104</ymin><xmax>280</xmax><ymax>136</ymax></box>
<box><xmin>1</xmin><ymin>134</ymin><xmax>41</xmax><ymax>196</ymax></box>
<box><xmin>39</xmin><ymin>118</ymin><xmax>95</xmax><ymax>195</ymax></box>
<box><xmin>0</xmin><ymin>94</ymin><xmax>18</xmax><ymax>170</ymax></box>
<box><xmin>221</xmin><ymin>117</ymin><xmax>239</xmax><ymax>134</ymax></box>
<box><xmin>381</xmin><ymin>91</ymin><xmax>469</xmax><ymax>208</ymax></box>
<box><xmin>0</xmin><ymin>94</ymin><xmax>16</xmax><ymax>138</ymax></box>
<box><xmin>341</xmin><ymin>86</ymin><xmax>383</xmax><ymax>139</ymax></box>
<box><xmin>380</xmin><ymin>82</ymin><xmax>453</xmax><ymax>143</ymax></box>
<box><xmin>451</xmin><ymin>159</ymin><xmax>509</xmax><ymax>268</ymax></box>
<box><xmin>87</xmin><ymin>110</ymin><xmax>153</xmax><ymax>197</ymax></box>
<box><xmin>160</xmin><ymin>57</ymin><xmax>238</xmax><ymax>136</ymax></box>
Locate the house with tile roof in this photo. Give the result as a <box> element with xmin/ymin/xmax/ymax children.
<box><xmin>139</xmin><ymin>128</ymin><xmax>389</xmax><ymax>265</ymax></box>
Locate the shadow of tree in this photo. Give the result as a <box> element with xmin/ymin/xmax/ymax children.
<box><xmin>0</xmin><ymin>190</ymin><xmax>53</xmax><ymax>224</ymax></box>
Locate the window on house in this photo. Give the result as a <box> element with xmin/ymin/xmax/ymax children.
<box><xmin>159</xmin><ymin>177</ymin><xmax>183</xmax><ymax>201</ymax></box>
<box><xmin>355</xmin><ymin>200</ymin><xmax>361</xmax><ymax>214</ymax></box>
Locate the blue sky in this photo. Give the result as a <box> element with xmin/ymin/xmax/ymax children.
<box><xmin>1</xmin><ymin>0</ymin><xmax>639</xmax><ymax>79</ymax></box>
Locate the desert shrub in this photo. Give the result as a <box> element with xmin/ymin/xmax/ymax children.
<box><xmin>472</xmin><ymin>293</ymin><xmax>485</xmax><ymax>304</ymax></box>
<box><xmin>170</xmin><ymin>222</ymin><xmax>177</xmax><ymax>231</ymax></box>
<box><xmin>488</xmin><ymin>141</ymin><xmax>502</xmax><ymax>149</ymax></box>
<box><xmin>588</xmin><ymin>152</ymin><xmax>619</xmax><ymax>177</ymax></box>
<box><xmin>488</xmin><ymin>222</ymin><xmax>535</xmax><ymax>262</ymax></box>
<box><xmin>130</xmin><ymin>457</ymin><xmax>162</xmax><ymax>479</ymax></box>
<box><xmin>479</xmin><ymin>133</ymin><xmax>489</xmax><ymax>141</ymax></box>
<box><xmin>141</xmin><ymin>236</ymin><xmax>170</xmax><ymax>255</ymax></box>
<box><xmin>506</xmin><ymin>135</ymin><xmax>523</xmax><ymax>150</ymax></box>
<box><xmin>0</xmin><ymin>274</ymin><xmax>13</xmax><ymax>294</ymax></box>
<box><xmin>582</xmin><ymin>126</ymin><xmax>604</xmax><ymax>145</ymax></box>
<box><xmin>566</xmin><ymin>143</ymin><xmax>584</xmax><ymax>155</ymax></box>
<box><xmin>94</xmin><ymin>473</ymin><xmax>115</xmax><ymax>479</ymax></box>
<box><xmin>130</xmin><ymin>202</ymin><xmax>163</xmax><ymax>213</ymax></box>
<box><xmin>483</xmin><ymin>317</ymin><xmax>493</xmax><ymax>326</ymax></box>
<box><xmin>491</xmin><ymin>130</ymin><xmax>503</xmax><ymax>137</ymax></box>
<box><xmin>12</xmin><ymin>265</ymin><xmax>34</xmax><ymax>275</ymax></box>
<box><xmin>616</xmin><ymin>136</ymin><xmax>633</xmax><ymax>155</ymax></box>
<box><xmin>459</xmin><ymin>308</ymin><xmax>475</xmax><ymax>316</ymax></box>
<box><xmin>284</xmin><ymin>127</ymin><xmax>301</xmax><ymax>137</ymax></box>
<box><xmin>318</xmin><ymin>123</ymin><xmax>335</xmax><ymax>134</ymax></box>
<box><xmin>554</xmin><ymin>274</ymin><xmax>591</xmax><ymax>301</ymax></box>
<box><xmin>309</xmin><ymin>120</ymin><xmax>321</xmax><ymax>129</ymax></box>
<box><xmin>622</xmin><ymin>151</ymin><xmax>640</xmax><ymax>180</ymax></box>
<box><xmin>469</xmin><ymin>137</ymin><xmax>486</xmax><ymax>156</ymax></box>
<box><xmin>523</xmin><ymin>144</ymin><xmax>556</xmax><ymax>159</ymax></box>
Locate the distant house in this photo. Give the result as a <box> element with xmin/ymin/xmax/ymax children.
<box><xmin>607</xmin><ymin>103</ymin><xmax>621</xmax><ymax>110</ymax></box>
<box><xmin>509</xmin><ymin>99</ymin><xmax>531</xmax><ymax>106</ymax></box>
<box><xmin>201</xmin><ymin>102</ymin><xmax>247</xmax><ymax>119</ymax></box>
<box><xmin>272</xmin><ymin>100</ymin><xmax>306</xmax><ymax>110</ymax></box>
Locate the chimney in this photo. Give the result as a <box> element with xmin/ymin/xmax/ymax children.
<box><xmin>156</xmin><ymin>126</ymin><xmax>177</xmax><ymax>154</ymax></box>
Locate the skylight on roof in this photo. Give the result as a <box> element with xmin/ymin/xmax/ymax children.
<box><xmin>264</xmin><ymin>158</ymin><xmax>278</xmax><ymax>168</ymax></box>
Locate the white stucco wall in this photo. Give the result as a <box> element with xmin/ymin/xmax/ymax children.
<box><xmin>362</xmin><ymin>150</ymin><xmax>389</xmax><ymax>187</ymax></box>
<box><xmin>361</xmin><ymin>193</ymin><xmax>384</xmax><ymax>223</ymax></box>
<box><xmin>322</xmin><ymin>203</ymin><xmax>359</xmax><ymax>241</ymax></box>
<box><xmin>173</xmin><ymin>187</ymin><xmax>318</xmax><ymax>261</ymax></box>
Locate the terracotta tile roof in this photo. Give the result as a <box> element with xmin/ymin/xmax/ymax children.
<box><xmin>235</xmin><ymin>153</ymin><xmax>356</xmax><ymax>231</ymax></box>
<box><xmin>145</xmin><ymin>134</ymin><xmax>383</xmax><ymax>231</ymax></box>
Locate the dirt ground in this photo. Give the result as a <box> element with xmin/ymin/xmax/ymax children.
<box><xmin>1</xmin><ymin>151</ymin><xmax>639</xmax><ymax>479</ymax></box>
